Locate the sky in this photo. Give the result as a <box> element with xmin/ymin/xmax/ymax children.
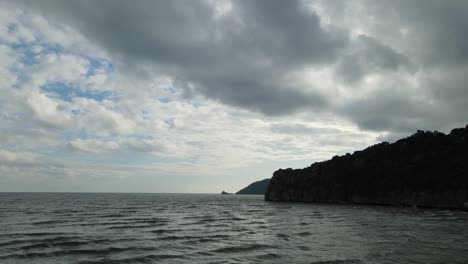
<box><xmin>0</xmin><ymin>0</ymin><xmax>467</xmax><ymax>193</ymax></box>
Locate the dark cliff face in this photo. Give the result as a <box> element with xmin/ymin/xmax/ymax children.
<box><xmin>265</xmin><ymin>125</ymin><xmax>468</xmax><ymax>210</ymax></box>
<box><xmin>236</xmin><ymin>179</ymin><xmax>270</xmax><ymax>195</ymax></box>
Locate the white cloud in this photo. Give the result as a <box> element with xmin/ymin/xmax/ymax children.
<box><xmin>25</xmin><ymin>89</ymin><xmax>72</xmax><ymax>128</ymax></box>
<box><xmin>68</xmin><ymin>138</ymin><xmax>119</xmax><ymax>153</ymax></box>
<box><xmin>0</xmin><ymin>149</ymin><xmax>44</xmax><ymax>165</ymax></box>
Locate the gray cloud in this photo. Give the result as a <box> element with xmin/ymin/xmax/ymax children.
<box><xmin>335</xmin><ymin>35</ymin><xmax>411</xmax><ymax>83</ymax></box>
<box><xmin>339</xmin><ymin>72</ymin><xmax>468</xmax><ymax>135</ymax></box>
<box><xmin>339</xmin><ymin>89</ymin><xmax>425</xmax><ymax>133</ymax></box>
<box><xmin>7</xmin><ymin>0</ymin><xmax>468</xmax><ymax>134</ymax></box>
<box><xmin>15</xmin><ymin>0</ymin><xmax>347</xmax><ymax>115</ymax></box>
<box><xmin>366</xmin><ymin>0</ymin><xmax>468</xmax><ymax>67</ymax></box>
<box><xmin>335</xmin><ymin>0</ymin><xmax>468</xmax><ymax>133</ymax></box>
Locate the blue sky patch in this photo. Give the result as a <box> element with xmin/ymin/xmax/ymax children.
<box><xmin>10</xmin><ymin>42</ymin><xmax>38</xmax><ymax>66</ymax></box>
<box><xmin>85</xmin><ymin>57</ymin><xmax>114</xmax><ymax>76</ymax></box>
<box><xmin>190</xmin><ymin>101</ymin><xmax>202</xmax><ymax>108</ymax></box>
<box><xmin>41</xmin><ymin>81</ymin><xmax>112</xmax><ymax>102</ymax></box>
<box><xmin>39</xmin><ymin>43</ymin><xmax>64</xmax><ymax>55</ymax></box>
<box><xmin>164</xmin><ymin>87</ymin><xmax>178</xmax><ymax>94</ymax></box>
<box><xmin>159</xmin><ymin>98</ymin><xmax>171</xmax><ymax>103</ymax></box>
<box><xmin>7</xmin><ymin>23</ymin><xmax>17</xmax><ymax>33</ymax></box>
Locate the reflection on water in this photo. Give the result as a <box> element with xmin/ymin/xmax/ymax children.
<box><xmin>1</xmin><ymin>193</ymin><xmax>467</xmax><ymax>264</ymax></box>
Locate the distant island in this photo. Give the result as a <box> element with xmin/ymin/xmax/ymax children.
<box><xmin>221</xmin><ymin>191</ymin><xmax>233</xmax><ymax>195</ymax></box>
<box><xmin>236</xmin><ymin>179</ymin><xmax>270</xmax><ymax>195</ymax></box>
<box><xmin>265</xmin><ymin>125</ymin><xmax>468</xmax><ymax>210</ymax></box>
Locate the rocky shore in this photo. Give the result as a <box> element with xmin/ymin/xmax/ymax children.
<box><xmin>265</xmin><ymin>125</ymin><xmax>468</xmax><ymax>210</ymax></box>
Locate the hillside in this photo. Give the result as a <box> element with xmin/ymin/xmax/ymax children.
<box><xmin>265</xmin><ymin>125</ymin><xmax>468</xmax><ymax>210</ymax></box>
<box><xmin>236</xmin><ymin>179</ymin><xmax>270</xmax><ymax>195</ymax></box>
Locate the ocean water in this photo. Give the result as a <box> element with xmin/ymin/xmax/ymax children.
<box><xmin>1</xmin><ymin>193</ymin><xmax>468</xmax><ymax>264</ymax></box>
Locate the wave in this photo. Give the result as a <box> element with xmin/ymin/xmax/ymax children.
<box><xmin>296</xmin><ymin>231</ymin><xmax>312</xmax><ymax>237</ymax></box>
<box><xmin>192</xmin><ymin>218</ymin><xmax>217</xmax><ymax>224</ymax></box>
<box><xmin>0</xmin><ymin>232</ymin><xmax>71</xmax><ymax>238</ymax></box>
<box><xmin>55</xmin><ymin>218</ymin><xmax>169</xmax><ymax>228</ymax></box>
<box><xmin>0</xmin><ymin>236</ymin><xmax>82</xmax><ymax>246</ymax></box>
<box><xmin>203</xmin><ymin>223</ymin><xmax>231</xmax><ymax>228</ymax></box>
<box><xmin>76</xmin><ymin>254</ymin><xmax>185</xmax><ymax>264</ymax></box>
<box><xmin>309</xmin><ymin>259</ymin><xmax>362</xmax><ymax>264</ymax></box>
<box><xmin>105</xmin><ymin>225</ymin><xmax>154</xmax><ymax>230</ymax></box>
<box><xmin>119</xmin><ymin>217</ymin><xmax>169</xmax><ymax>223</ymax></box>
<box><xmin>20</xmin><ymin>240</ymin><xmax>88</xmax><ymax>250</ymax></box>
<box><xmin>211</xmin><ymin>243</ymin><xmax>273</xmax><ymax>253</ymax></box>
<box><xmin>149</xmin><ymin>228</ymin><xmax>182</xmax><ymax>234</ymax></box>
<box><xmin>31</xmin><ymin>220</ymin><xmax>68</xmax><ymax>225</ymax></box>
<box><xmin>254</xmin><ymin>253</ymin><xmax>280</xmax><ymax>259</ymax></box>
<box><xmin>3</xmin><ymin>193</ymin><xmax>465</xmax><ymax>263</ymax></box>
<box><xmin>0</xmin><ymin>246</ymin><xmax>157</xmax><ymax>260</ymax></box>
<box><xmin>98</xmin><ymin>213</ymin><xmax>126</xmax><ymax>218</ymax></box>
<box><xmin>159</xmin><ymin>234</ymin><xmax>232</xmax><ymax>241</ymax></box>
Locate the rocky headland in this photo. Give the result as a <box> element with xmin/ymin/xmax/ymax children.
<box><xmin>265</xmin><ymin>125</ymin><xmax>468</xmax><ymax>210</ymax></box>
<box><xmin>236</xmin><ymin>179</ymin><xmax>270</xmax><ymax>195</ymax></box>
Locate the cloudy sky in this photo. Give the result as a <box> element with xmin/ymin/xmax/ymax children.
<box><xmin>1</xmin><ymin>0</ymin><xmax>467</xmax><ymax>193</ymax></box>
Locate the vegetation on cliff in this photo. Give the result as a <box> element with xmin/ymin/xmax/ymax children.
<box><xmin>265</xmin><ymin>125</ymin><xmax>468</xmax><ymax>210</ymax></box>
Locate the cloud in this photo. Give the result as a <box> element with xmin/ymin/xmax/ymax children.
<box><xmin>364</xmin><ymin>0</ymin><xmax>468</xmax><ymax>67</ymax></box>
<box><xmin>0</xmin><ymin>149</ymin><xmax>70</xmax><ymax>181</ymax></box>
<box><xmin>1</xmin><ymin>0</ymin><xmax>468</xmax><ymax>192</ymax></box>
<box><xmin>0</xmin><ymin>149</ymin><xmax>46</xmax><ymax>166</ymax></box>
<box><xmin>270</xmin><ymin>123</ymin><xmax>341</xmax><ymax>135</ymax></box>
<box><xmin>68</xmin><ymin>138</ymin><xmax>119</xmax><ymax>153</ymax></box>
<box><xmin>12</xmin><ymin>0</ymin><xmax>348</xmax><ymax>116</ymax></box>
<box><xmin>313</xmin><ymin>0</ymin><xmax>468</xmax><ymax>133</ymax></box>
<box><xmin>335</xmin><ymin>34</ymin><xmax>412</xmax><ymax>83</ymax></box>
<box><xmin>339</xmin><ymin>87</ymin><xmax>424</xmax><ymax>133</ymax></box>
<box><xmin>25</xmin><ymin>89</ymin><xmax>72</xmax><ymax>128</ymax></box>
<box><xmin>73</xmin><ymin>98</ymin><xmax>136</xmax><ymax>136</ymax></box>
<box><xmin>3</xmin><ymin>0</ymin><xmax>467</xmax><ymax>127</ymax></box>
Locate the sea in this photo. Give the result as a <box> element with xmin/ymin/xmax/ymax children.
<box><xmin>1</xmin><ymin>193</ymin><xmax>467</xmax><ymax>264</ymax></box>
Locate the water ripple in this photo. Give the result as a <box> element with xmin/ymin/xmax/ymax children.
<box><xmin>1</xmin><ymin>193</ymin><xmax>468</xmax><ymax>264</ymax></box>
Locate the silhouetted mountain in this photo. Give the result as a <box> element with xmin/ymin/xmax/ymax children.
<box><xmin>236</xmin><ymin>179</ymin><xmax>270</xmax><ymax>195</ymax></box>
<box><xmin>265</xmin><ymin>125</ymin><xmax>468</xmax><ymax>210</ymax></box>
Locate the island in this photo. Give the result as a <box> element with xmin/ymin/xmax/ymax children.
<box><xmin>265</xmin><ymin>124</ymin><xmax>468</xmax><ymax>210</ymax></box>
<box><xmin>236</xmin><ymin>179</ymin><xmax>270</xmax><ymax>195</ymax></box>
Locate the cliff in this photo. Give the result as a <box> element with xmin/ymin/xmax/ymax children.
<box><xmin>236</xmin><ymin>179</ymin><xmax>270</xmax><ymax>195</ymax></box>
<box><xmin>265</xmin><ymin>125</ymin><xmax>468</xmax><ymax>210</ymax></box>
